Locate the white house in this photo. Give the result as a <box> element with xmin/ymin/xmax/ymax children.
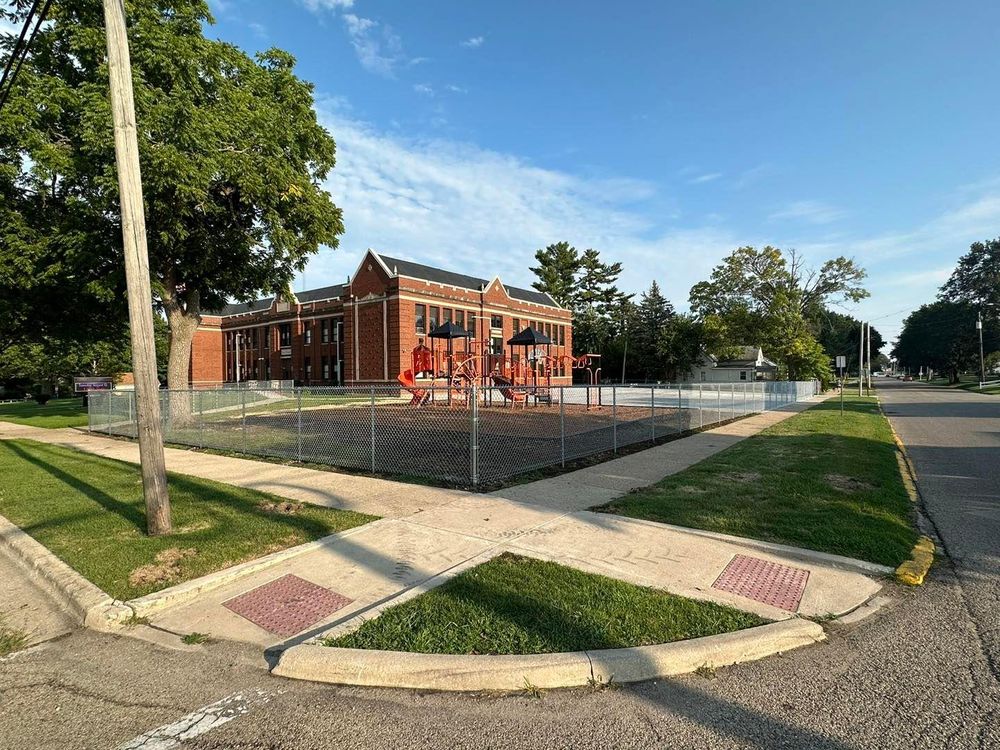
<box><xmin>686</xmin><ymin>346</ymin><xmax>778</xmax><ymax>383</ymax></box>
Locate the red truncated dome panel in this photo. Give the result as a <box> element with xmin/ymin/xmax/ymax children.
<box><xmin>223</xmin><ymin>574</ymin><xmax>352</xmax><ymax>636</ymax></box>
<box><xmin>712</xmin><ymin>554</ymin><xmax>810</xmax><ymax>612</ymax></box>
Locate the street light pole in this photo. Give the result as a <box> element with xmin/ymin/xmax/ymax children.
<box><xmin>978</xmin><ymin>310</ymin><xmax>985</xmax><ymax>387</ymax></box>
<box><xmin>102</xmin><ymin>0</ymin><xmax>171</xmax><ymax>535</ymax></box>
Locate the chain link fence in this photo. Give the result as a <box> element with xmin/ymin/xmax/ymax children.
<box><xmin>88</xmin><ymin>381</ymin><xmax>819</xmax><ymax>487</ymax></box>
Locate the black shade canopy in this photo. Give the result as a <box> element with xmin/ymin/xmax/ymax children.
<box><xmin>428</xmin><ymin>321</ymin><xmax>471</xmax><ymax>339</ymax></box>
<box><xmin>507</xmin><ymin>326</ymin><xmax>552</xmax><ymax>346</ymax></box>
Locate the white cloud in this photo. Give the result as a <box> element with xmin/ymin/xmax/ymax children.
<box><xmin>248</xmin><ymin>21</ymin><xmax>267</xmax><ymax>39</ymax></box>
<box><xmin>301</xmin><ymin>110</ymin><xmax>1000</xmax><ymax>337</ymax></box>
<box><xmin>769</xmin><ymin>200</ymin><xmax>846</xmax><ymax>225</ymax></box>
<box><xmin>446</xmin><ymin>84</ymin><xmax>468</xmax><ymax>94</ymax></box>
<box><xmin>690</xmin><ymin>172</ymin><xmax>722</xmax><ymax>185</ymax></box>
<box><xmin>303</xmin><ymin>111</ymin><xmax>739</xmax><ymax>309</ymax></box>
<box><xmin>461</xmin><ymin>36</ymin><xmax>485</xmax><ymax>48</ymax></box>
<box><xmin>342</xmin><ymin>14</ymin><xmax>410</xmax><ymax>77</ymax></box>
<box><xmin>299</xmin><ymin>0</ymin><xmax>354</xmax><ymax>11</ymax></box>
<box><xmin>413</xmin><ymin>83</ymin><xmax>434</xmax><ymax>96</ymax></box>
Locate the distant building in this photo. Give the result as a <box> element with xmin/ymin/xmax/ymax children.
<box><xmin>685</xmin><ymin>346</ymin><xmax>777</xmax><ymax>382</ymax></box>
<box><xmin>188</xmin><ymin>249</ymin><xmax>573</xmax><ymax>387</ymax></box>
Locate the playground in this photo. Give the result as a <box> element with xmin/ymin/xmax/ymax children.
<box><xmin>87</xmin><ymin>324</ymin><xmax>816</xmax><ymax>487</ymax></box>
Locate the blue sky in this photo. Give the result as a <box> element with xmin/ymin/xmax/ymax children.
<box><xmin>206</xmin><ymin>0</ymin><xmax>1000</xmax><ymax>342</ymax></box>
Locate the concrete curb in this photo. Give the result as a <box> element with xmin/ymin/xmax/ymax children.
<box><xmin>124</xmin><ymin>520</ymin><xmax>385</xmax><ymax>619</ymax></box>
<box><xmin>0</xmin><ymin>514</ymin><xmax>125</xmax><ymax>630</ymax></box>
<box><xmin>878</xmin><ymin>400</ymin><xmax>936</xmax><ymax>586</ymax></box>
<box><xmin>270</xmin><ymin>618</ymin><xmax>826</xmax><ymax>691</ymax></box>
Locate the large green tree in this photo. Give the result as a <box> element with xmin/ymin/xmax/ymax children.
<box><xmin>690</xmin><ymin>246</ymin><xmax>868</xmax><ymax>383</ymax></box>
<box><xmin>940</xmin><ymin>237</ymin><xmax>1000</xmax><ymax>308</ymax></box>
<box><xmin>530</xmin><ymin>242</ymin><xmax>631</xmax><ymax>357</ymax></box>
<box><xmin>811</xmin><ymin>309</ymin><xmax>884</xmax><ymax>373</ymax></box>
<box><xmin>0</xmin><ymin>1</ymin><xmax>342</xmax><ymax>389</ymax></box>
<box><xmin>631</xmin><ymin>281</ymin><xmax>675</xmax><ymax>381</ymax></box>
<box><xmin>892</xmin><ymin>301</ymin><xmax>988</xmax><ymax>382</ymax></box>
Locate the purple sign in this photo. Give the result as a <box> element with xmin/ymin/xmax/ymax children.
<box><xmin>73</xmin><ymin>377</ymin><xmax>113</xmax><ymax>393</ymax></box>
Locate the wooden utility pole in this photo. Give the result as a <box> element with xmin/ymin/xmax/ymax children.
<box><xmin>103</xmin><ymin>0</ymin><xmax>171</xmax><ymax>535</ymax></box>
<box><xmin>858</xmin><ymin>321</ymin><xmax>864</xmax><ymax>397</ymax></box>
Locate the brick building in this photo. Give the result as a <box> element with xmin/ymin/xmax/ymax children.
<box><xmin>189</xmin><ymin>249</ymin><xmax>574</xmax><ymax>387</ymax></box>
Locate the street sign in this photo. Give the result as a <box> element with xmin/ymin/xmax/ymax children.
<box><xmin>73</xmin><ymin>376</ymin><xmax>113</xmax><ymax>394</ymax></box>
<box><xmin>835</xmin><ymin>355</ymin><xmax>846</xmax><ymax>369</ymax></box>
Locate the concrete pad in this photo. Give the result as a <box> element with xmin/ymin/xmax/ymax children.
<box><xmin>149</xmin><ymin>519</ymin><xmax>494</xmax><ymax>648</ymax></box>
<box><xmin>402</xmin><ymin>496</ymin><xmax>566</xmax><ymax>541</ymax></box>
<box><xmin>510</xmin><ymin>512</ymin><xmax>882</xmax><ymax>621</ymax></box>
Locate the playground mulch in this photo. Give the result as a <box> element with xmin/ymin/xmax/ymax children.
<box><xmin>189</xmin><ymin>401</ymin><xmax>693</xmax><ymax>486</ymax></box>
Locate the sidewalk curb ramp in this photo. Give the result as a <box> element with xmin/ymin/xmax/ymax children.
<box><xmin>270</xmin><ymin>618</ymin><xmax>826</xmax><ymax>691</ymax></box>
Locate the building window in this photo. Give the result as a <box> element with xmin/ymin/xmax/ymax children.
<box><xmin>322</xmin><ymin>356</ymin><xmax>330</xmax><ymax>381</ymax></box>
<box><xmin>490</xmin><ymin>314</ymin><xmax>502</xmax><ymax>330</ymax></box>
<box><xmin>321</xmin><ymin>319</ymin><xmax>330</xmax><ymax>344</ymax></box>
<box><xmin>443</xmin><ymin>308</ymin><xmax>452</xmax><ymax>324</ymax></box>
<box><xmin>491</xmin><ymin>336</ymin><xmax>503</xmax><ymax>355</ymax></box>
<box><xmin>455</xmin><ymin>310</ymin><xmax>465</xmax><ymax>330</ymax></box>
<box><xmin>304</xmin><ymin>356</ymin><xmax>312</xmax><ymax>381</ymax></box>
<box><xmin>740</xmin><ymin>370</ymin><xmax>748</xmax><ymax>381</ymax></box>
<box><xmin>558</xmin><ymin>325</ymin><xmax>565</xmax><ymax>346</ymax></box>
<box><xmin>279</xmin><ymin>323</ymin><xmax>291</xmax><ymax>347</ymax></box>
<box><xmin>264</xmin><ymin>326</ymin><xmax>271</xmax><ymax>348</ymax></box>
<box><xmin>304</xmin><ymin>322</ymin><xmax>312</xmax><ymax>346</ymax></box>
<box><xmin>468</xmin><ymin>314</ymin><xmax>477</xmax><ymax>338</ymax></box>
<box><xmin>429</xmin><ymin>306</ymin><xmax>440</xmax><ymax>330</ymax></box>
<box><xmin>415</xmin><ymin>304</ymin><xmax>426</xmax><ymax>334</ymax></box>
<box><xmin>513</xmin><ymin>317</ymin><xmax>520</xmax><ymax>334</ymax></box>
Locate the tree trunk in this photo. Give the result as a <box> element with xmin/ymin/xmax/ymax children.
<box><xmin>162</xmin><ymin>276</ymin><xmax>201</xmax><ymax>425</ymax></box>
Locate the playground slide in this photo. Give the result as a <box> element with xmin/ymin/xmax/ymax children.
<box><xmin>397</xmin><ymin>370</ymin><xmax>430</xmax><ymax>407</ymax></box>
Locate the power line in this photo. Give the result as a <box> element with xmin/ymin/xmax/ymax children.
<box><xmin>0</xmin><ymin>1</ymin><xmax>41</xmax><ymax>94</ymax></box>
<box><xmin>0</xmin><ymin>0</ymin><xmax>52</xmax><ymax>116</ymax></box>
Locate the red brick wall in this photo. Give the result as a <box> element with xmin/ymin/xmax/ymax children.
<box><xmin>190</xmin><ymin>327</ymin><xmax>224</xmax><ymax>385</ymax></box>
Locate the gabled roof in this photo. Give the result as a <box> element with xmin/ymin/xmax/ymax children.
<box><xmin>507</xmin><ymin>327</ymin><xmax>553</xmax><ymax>346</ymax></box>
<box><xmin>210</xmin><ymin>283</ymin><xmax>345</xmax><ymax>317</ymax></box>
<box><xmin>377</xmin><ymin>252</ymin><xmax>561</xmax><ymax>308</ymax></box>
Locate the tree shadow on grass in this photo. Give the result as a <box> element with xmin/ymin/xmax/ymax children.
<box><xmin>5</xmin><ymin>440</ymin><xmax>147</xmax><ymax>531</ymax></box>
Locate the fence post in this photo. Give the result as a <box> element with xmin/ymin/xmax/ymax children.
<box><xmin>612</xmin><ymin>386</ymin><xmax>618</xmax><ymax>453</ymax></box>
<box><xmin>560</xmin><ymin>387</ymin><xmax>566</xmax><ymax>467</ymax></box>
<box><xmin>743</xmin><ymin>382</ymin><xmax>748</xmax><ymax>415</ymax></box>
<box><xmin>677</xmin><ymin>384</ymin><xmax>683</xmax><ymax>433</ymax></box>
<box><xmin>699</xmin><ymin>383</ymin><xmax>704</xmax><ymax>429</ymax></box>
<box><xmin>717</xmin><ymin>385</ymin><xmax>722</xmax><ymax>424</ymax></box>
<box><xmin>368</xmin><ymin>386</ymin><xmax>375</xmax><ymax>472</ymax></box>
<box><xmin>731</xmin><ymin>384</ymin><xmax>736</xmax><ymax>419</ymax></box>
<box><xmin>107</xmin><ymin>389</ymin><xmax>113</xmax><ymax>434</ymax></box>
<box><xmin>294</xmin><ymin>388</ymin><xmax>302</xmax><ymax>461</ymax></box>
<box><xmin>198</xmin><ymin>390</ymin><xmax>204</xmax><ymax>449</ymax></box>
<box><xmin>241</xmin><ymin>386</ymin><xmax>247</xmax><ymax>449</ymax></box>
<box><xmin>470</xmin><ymin>385</ymin><xmax>479</xmax><ymax>486</ymax></box>
<box><xmin>650</xmin><ymin>386</ymin><xmax>656</xmax><ymax>442</ymax></box>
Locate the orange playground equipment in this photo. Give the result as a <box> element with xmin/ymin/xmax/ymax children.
<box><xmin>396</xmin><ymin>322</ymin><xmax>601</xmax><ymax>409</ymax></box>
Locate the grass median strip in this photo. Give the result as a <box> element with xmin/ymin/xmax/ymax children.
<box><xmin>0</xmin><ymin>439</ymin><xmax>376</xmax><ymax>600</ymax></box>
<box><xmin>324</xmin><ymin>553</ymin><xmax>766</xmax><ymax>655</ymax></box>
<box><xmin>597</xmin><ymin>396</ymin><xmax>917</xmax><ymax>568</ymax></box>
<box><xmin>0</xmin><ymin>399</ymin><xmax>88</xmax><ymax>429</ymax></box>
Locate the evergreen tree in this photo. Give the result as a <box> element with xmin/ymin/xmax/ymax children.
<box><xmin>631</xmin><ymin>281</ymin><xmax>675</xmax><ymax>381</ymax></box>
<box><xmin>530</xmin><ymin>242</ymin><xmax>580</xmax><ymax>308</ymax></box>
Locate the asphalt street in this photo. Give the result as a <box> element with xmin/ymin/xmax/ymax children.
<box><xmin>1</xmin><ymin>379</ymin><xmax>997</xmax><ymax>749</ymax></box>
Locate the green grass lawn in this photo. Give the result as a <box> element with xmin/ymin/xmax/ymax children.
<box><xmin>325</xmin><ymin>553</ymin><xmax>766</xmax><ymax>655</ymax></box>
<box><xmin>597</xmin><ymin>396</ymin><xmax>917</xmax><ymax>568</ymax></box>
<box><xmin>0</xmin><ymin>398</ymin><xmax>88</xmax><ymax>428</ymax></box>
<box><xmin>0</xmin><ymin>439</ymin><xmax>376</xmax><ymax>600</ymax></box>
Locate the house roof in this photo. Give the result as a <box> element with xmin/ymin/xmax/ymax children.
<box><xmin>715</xmin><ymin>346</ymin><xmax>777</xmax><ymax>369</ymax></box>
<box><xmin>208</xmin><ymin>250</ymin><xmax>561</xmax><ymax>317</ymax></box>
<box><xmin>378</xmin><ymin>253</ymin><xmax>560</xmax><ymax>308</ymax></box>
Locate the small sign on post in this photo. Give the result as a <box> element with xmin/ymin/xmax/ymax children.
<box><xmin>835</xmin><ymin>356</ymin><xmax>847</xmax><ymax>414</ymax></box>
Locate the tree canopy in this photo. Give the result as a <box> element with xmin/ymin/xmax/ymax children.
<box><xmin>689</xmin><ymin>246</ymin><xmax>868</xmax><ymax>384</ymax></box>
<box><xmin>940</xmin><ymin>238</ymin><xmax>1000</xmax><ymax>308</ymax></box>
<box><xmin>0</xmin><ymin>0</ymin><xmax>343</xmax><ymax>387</ymax></box>
<box><xmin>892</xmin><ymin>301</ymin><xmax>988</xmax><ymax>382</ymax></box>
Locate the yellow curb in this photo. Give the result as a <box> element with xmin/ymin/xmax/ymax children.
<box><xmin>896</xmin><ymin>536</ymin><xmax>935</xmax><ymax>586</ymax></box>
<box><xmin>877</xmin><ymin>399</ymin><xmax>935</xmax><ymax>586</ymax></box>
